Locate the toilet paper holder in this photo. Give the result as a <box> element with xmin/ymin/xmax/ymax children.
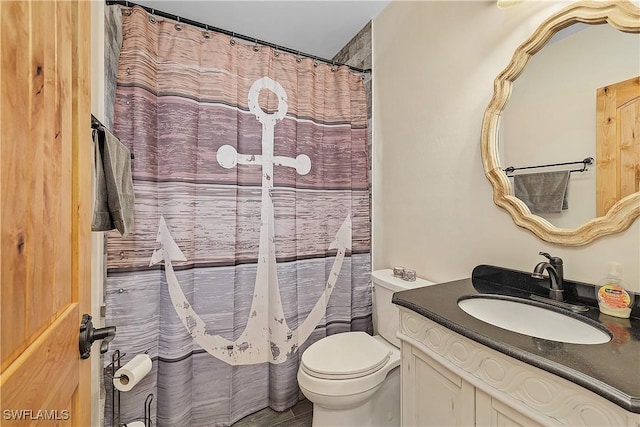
<box><xmin>106</xmin><ymin>349</ymin><xmax>154</xmax><ymax>427</ymax></box>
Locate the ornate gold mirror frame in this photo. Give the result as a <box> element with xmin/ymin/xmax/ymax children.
<box><xmin>481</xmin><ymin>0</ymin><xmax>640</xmax><ymax>246</ymax></box>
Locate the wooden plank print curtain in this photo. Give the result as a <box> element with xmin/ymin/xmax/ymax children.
<box><xmin>104</xmin><ymin>6</ymin><xmax>371</xmax><ymax>426</ymax></box>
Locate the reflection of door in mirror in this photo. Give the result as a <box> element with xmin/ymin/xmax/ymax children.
<box><xmin>596</xmin><ymin>76</ymin><xmax>640</xmax><ymax>216</ymax></box>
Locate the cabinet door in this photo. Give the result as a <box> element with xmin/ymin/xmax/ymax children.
<box><xmin>401</xmin><ymin>342</ymin><xmax>475</xmax><ymax>426</ymax></box>
<box><xmin>476</xmin><ymin>389</ymin><xmax>542</xmax><ymax>427</ymax></box>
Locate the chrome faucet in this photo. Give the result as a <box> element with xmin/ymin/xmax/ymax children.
<box><xmin>531</xmin><ymin>252</ymin><xmax>564</xmax><ymax>301</ymax></box>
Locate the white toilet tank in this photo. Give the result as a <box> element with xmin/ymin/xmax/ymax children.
<box><xmin>371</xmin><ymin>269</ymin><xmax>435</xmax><ymax>348</ymax></box>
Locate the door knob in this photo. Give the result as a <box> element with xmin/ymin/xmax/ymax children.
<box><xmin>79</xmin><ymin>313</ymin><xmax>116</xmax><ymax>359</ymax></box>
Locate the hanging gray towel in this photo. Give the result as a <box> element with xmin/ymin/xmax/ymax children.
<box><xmin>513</xmin><ymin>170</ymin><xmax>570</xmax><ymax>214</ymax></box>
<box><xmin>92</xmin><ymin>126</ymin><xmax>135</xmax><ymax>236</ymax></box>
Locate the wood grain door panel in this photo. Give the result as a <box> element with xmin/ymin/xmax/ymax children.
<box><xmin>1</xmin><ymin>1</ymin><xmax>91</xmax><ymax>425</ymax></box>
<box><xmin>596</xmin><ymin>76</ymin><xmax>640</xmax><ymax>216</ymax></box>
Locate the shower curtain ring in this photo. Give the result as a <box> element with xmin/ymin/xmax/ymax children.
<box><xmin>174</xmin><ymin>15</ymin><xmax>183</xmax><ymax>31</ymax></box>
<box><xmin>296</xmin><ymin>52</ymin><xmax>302</xmax><ymax>63</ymax></box>
<box><xmin>230</xmin><ymin>32</ymin><xmax>236</xmax><ymax>45</ymax></box>
<box><xmin>203</xmin><ymin>24</ymin><xmax>211</xmax><ymax>39</ymax></box>
<box><xmin>253</xmin><ymin>39</ymin><xmax>260</xmax><ymax>52</ymax></box>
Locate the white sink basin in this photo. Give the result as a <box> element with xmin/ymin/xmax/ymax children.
<box><xmin>458</xmin><ymin>296</ymin><xmax>611</xmax><ymax>345</ymax></box>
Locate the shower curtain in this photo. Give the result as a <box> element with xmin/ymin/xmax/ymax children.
<box><xmin>104</xmin><ymin>6</ymin><xmax>371</xmax><ymax>427</ymax></box>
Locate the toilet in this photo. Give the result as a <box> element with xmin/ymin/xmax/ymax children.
<box><xmin>297</xmin><ymin>269</ymin><xmax>435</xmax><ymax>426</ymax></box>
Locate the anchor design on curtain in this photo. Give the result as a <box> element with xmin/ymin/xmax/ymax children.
<box><xmin>150</xmin><ymin>77</ymin><xmax>351</xmax><ymax>365</ymax></box>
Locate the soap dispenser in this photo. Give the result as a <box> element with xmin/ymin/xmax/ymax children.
<box><xmin>596</xmin><ymin>262</ymin><xmax>634</xmax><ymax>318</ymax></box>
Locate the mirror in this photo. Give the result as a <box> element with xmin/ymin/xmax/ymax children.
<box><xmin>481</xmin><ymin>1</ymin><xmax>640</xmax><ymax>246</ymax></box>
<box><xmin>503</xmin><ymin>23</ymin><xmax>639</xmax><ymax>230</ymax></box>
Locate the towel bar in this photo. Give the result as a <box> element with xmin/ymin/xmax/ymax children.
<box><xmin>504</xmin><ymin>157</ymin><xmax>592</xmax><ymax>175</ymax></box>
<box><xmin>91</xmin><ymin>114</ymin><xmax>134</xmax><ymax>160</ymax></box>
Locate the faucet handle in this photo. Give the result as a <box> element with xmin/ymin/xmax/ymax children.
<box><xmin>539</xmin><ymin>252</ymin><xmax>563</xmax><ymax>266</ymax></box>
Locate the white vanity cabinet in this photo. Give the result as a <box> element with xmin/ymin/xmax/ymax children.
<box><xmin>398</xmin><ymin>308</ymin><xmax>640</xmax><ymax>427</ymax></box>
<box><xmin>401</xmin><ymin>340</ymin><xmax>540</xmax><ymax>427</ymax></box>
<box><xmin>475</xmin><ymin>388</ymin><xmax>541</xmax><ymax>427</ymax></box>
<box><xmin>401</xmin><ymin>339</ymin><xmax>475</xmax><ymax>426</ymax></box>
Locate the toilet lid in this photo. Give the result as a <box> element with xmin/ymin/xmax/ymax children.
<box><xmin>301</xmin><ymin>332</ymin><xmax>391</xmax><ymax>380</ymax></box>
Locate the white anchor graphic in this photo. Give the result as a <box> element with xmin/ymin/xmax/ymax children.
<box><xmin>150</xmin><ymin>77</ymin><xmax>352</xmax><ymax>365</ymax></box>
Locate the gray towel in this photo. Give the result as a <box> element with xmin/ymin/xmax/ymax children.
<box><xmin>92</xmin><ymin>126</ymin><xmax>135</xmax><ymax>236</ymax></box>
<box><xmin>513</xmin><ymin>171</ymin><xmax>570</xmax><ymax>214</ymax></box>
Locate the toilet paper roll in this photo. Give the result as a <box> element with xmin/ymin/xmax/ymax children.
<box><xmin>125</xmin><ymin>422</ymin><xmax>145</xmax><ymax>427</ymax></box>
<box><xmin>113</xmin><ymin>354</ymin><xmax>152</xmax><ymax>392</ymax></box>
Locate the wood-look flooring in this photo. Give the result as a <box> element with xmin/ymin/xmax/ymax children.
<box><xmin>232</xmin><ymin>398</ymin><xmax>313</xmax><ymax>427</ymax></box>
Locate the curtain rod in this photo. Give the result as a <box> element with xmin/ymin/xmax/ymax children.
<box><xmin>105</xmin><ymin>1</ymin><xmax>371</xmax><ymax>74</ymax></box>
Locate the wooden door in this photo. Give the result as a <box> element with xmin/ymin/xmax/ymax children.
<box><xmin>1</xmin><ymin>1</ymin><xmax>92</xmax><ymax>426</ymax></box>
<box><xmin>596</xmin><ymin>76</ymin><xmax>640</xmax><ymax>216</ymax></box>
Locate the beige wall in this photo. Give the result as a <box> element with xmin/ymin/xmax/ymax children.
<box><xmin>372</xmin><ymin>0</ymin><xmax>640</xmax><ymax>290</ymax></box>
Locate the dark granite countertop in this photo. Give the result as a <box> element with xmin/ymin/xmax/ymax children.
<box><xmin>392</xmin><ymin>265</ymin><xmax>640</xmax><ymax>413</ymax></box>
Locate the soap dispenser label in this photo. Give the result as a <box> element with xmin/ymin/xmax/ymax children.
<box><xmin>597</xmin><ymin>285</ymin><xmax>631</xmax><ymax>309</ymax></box>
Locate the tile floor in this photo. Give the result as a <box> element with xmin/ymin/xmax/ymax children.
<box><xmin>232</xmin><ymin>398</ymin><xmax>313</xmax><ymax>427</ymax></box>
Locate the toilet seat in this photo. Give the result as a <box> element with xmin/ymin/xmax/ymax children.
<box><xmin>301</xmin><ymin>332</ymin><xmax>391</xmax><ymax>380</ymax></box>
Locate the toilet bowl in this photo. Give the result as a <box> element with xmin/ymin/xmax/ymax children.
<box><xmin>297</xmin><ymin>269</ymin><xmax>435</xmax><ymax>426</ymax></box>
